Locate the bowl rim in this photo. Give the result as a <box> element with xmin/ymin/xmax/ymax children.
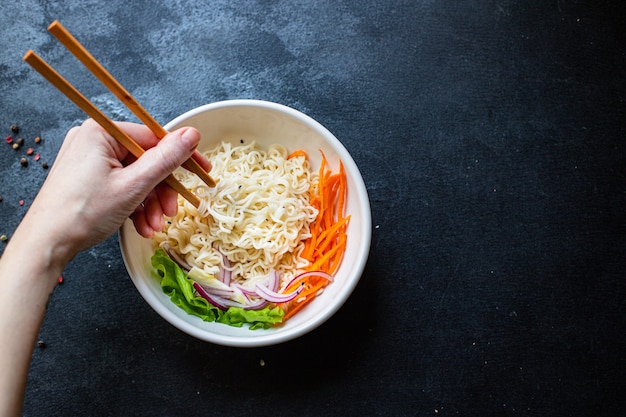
<box><xmin>120</xmin><ymin>99</ymin><xmax>371</xmax><ymax>347</ymax></box>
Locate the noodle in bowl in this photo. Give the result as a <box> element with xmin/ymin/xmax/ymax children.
<box><xmin>120</xmin><ymin>100</ymin><xmax>371</xmax><ymax>347</ymax></box>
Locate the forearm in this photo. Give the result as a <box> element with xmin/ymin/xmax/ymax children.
<box><xmin>0</xmin><ymin>122</ymin><xmax>204</xmax><ymax>416</ymax></box>
<box><xmin>0</xmin><ymin>210</ymin><xmax>75</xmax><ymax>417</ymax></box>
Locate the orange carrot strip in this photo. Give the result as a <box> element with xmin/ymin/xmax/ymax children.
<box><xmin>328</xmin><ymin>234</ymin><xmax>348</xmax><ymax>275</ymax></box>
<box><xmin>288</xmin><ymin>149</ymin><xmax>308</xmax><ymax>160</ymax></box>
<box><xmin>310</xmin><ymin>239</ymin><xmax>344</xmax><ymax>272</ymax></box>
<box><xmin>281</xmin><ymin>276</ymin><xmax>330</xmax><ymax>321</ymax></box>
<box><xmin>337</xmin><ymin>161</ymin><xmax>347</xmax><ymax>217</ymax></box>
<box><xmin>301</xmin><ymin>238</ymin><xmax>315</xmax><ymax>261</ymax></box>
<box><xmin>282</xmin><ymin>299</ymin><xmax>310</xmax><ymax>322</ymax></box>
<box><xmin>315</xmin><ymin>216</ymin><xmax>350</xmax><ymax>256</ymax></box>
<box><xmin>323</xmin><ymin>175</ymin><xmax>339</xmax><ymax>229</ymax></box>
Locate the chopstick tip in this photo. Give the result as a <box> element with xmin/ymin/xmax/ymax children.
<box><xmin>48</xmin><ymin>20</ymin><xmax>61</xmax><ymax>31</ymax></box>
<box><xmin>23</xmin><ymin>49</ymin><xmax>35</xmax><ymax>61</ymax></box>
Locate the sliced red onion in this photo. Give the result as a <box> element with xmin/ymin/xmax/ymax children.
<box><xmin>195</xmin><ymin>281</ymin><xmax>272</xmax><ymax>310</ymax></box>
<box><xmin>193</xmin><ymin>282</ymin><xmax>256</xmax><ymax>310</ymax></box>
<box><xmin>197</xmin><ymin>285</ymin><xmax>236</xmax><ymax>299</ymax></box>
<box><xmin>255</xmin><ymin>282</ymin><xmax>303</xmax><ymax>303</ymax></box>
<box><xmin>163</xmin><ymin>243</ymin><xmax>191</xmax><ymax>272</ymax></box>
<box><xmin>234</xmin><ymin>283</ymin><xmax>257</xmax><ymax>297</ymax></box>
<box><xmin>235</xmin><ymin>270</ymin><xmax>279</xmax><ymax>295</ymax></box>
<box><xmin>242</xmin><ymin>298</ymin><xmax>269</xmax><ymax>310</ymax></box>
<box><xmin>217</xmin><ymin>250</ymin><xmax>232</xmax><ymax>286</ymax></box>
<box><xmin>193</xmin><ymin>267</ymin><xmax>330</xmax><ymax>311</ymax></box>
<box><xmin>267</xmin><ymin>269</ymin><xmax>279</xmax><ymax>292</ymax></box>
<box><xmin>193</xmin><ymin>282</ymin><xmax>229</xmax><ymax>310</ymax></box>
<box><xmin>283</xmin><ymin>270</ymin><xmax>334</xmax><ymax>290</ymax></box>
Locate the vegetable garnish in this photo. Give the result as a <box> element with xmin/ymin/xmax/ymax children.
<box><xmin>278</xmin><ymin>150</ymin><xmax>350</xmax><ymax>322</ymax></box>
<box><xmin>152</xmin><ymin>147</ymin><xmax>349</xmax><ymax>329</ymax></box>
<box><xmin>152</xmin><ymin>249</ymin><xmax>284</xmax><ymax>329</ymax></box>
<box><xmin>287</xmin><ymin>149</ymin><xmax>308</xmax><ymax>160</ymax></box>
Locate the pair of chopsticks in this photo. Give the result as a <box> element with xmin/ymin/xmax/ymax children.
<box><xmin>23</xmin><ymin>20</ymin><xmax>215</xmax><ymax>208</ymax></box>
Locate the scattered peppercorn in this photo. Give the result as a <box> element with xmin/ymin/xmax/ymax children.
<box><xmin>17</xmin><ymin>137</ymin><xmax>24</xmax><ymax>146</ymax></box>
<box><xmin>12</xmin><ymin>143</ymin><xmax>19</xmax><ymax>150</ymax></box>
<box><xmin>58</xmin><ymin>275</ymin><xmax>64</xmax><ymax>284</ymax></box>
<box><xmin>0</xmin><ymin>196</ymin><xmax>3</xmax><ymax>202</ymax></box>
<box><xmin>20</xmin><ymin>157</ymin><xmax>28</xmax><ymax>167</ymax></box>
<box><xmin>34</xmin><ymin>153</ymin><xmax>40</xmax><ymax>161</ymax></box>
<box><xmin>34</xmin><ymin>136</ymin><xmax>41</xmax><ymax>143</ymax></box>
<box><xmin>26</xmin><ymin>147</ymin><xmax>34</xmax><ymax>155</ymax></box>
<box><xmin>19</xmin><ymin>200</ymin><xmax>24</xmax><ymax>206</ymax></box>
<box><xmin>10</xmin><ymin>124</ymin><xmax>19</xmax><ymax>134</ymax></box>
<box><xmin>0</xmin><ymin>235</ymin><xmax>7</xmax><ymax>242</ymax></box>
<box><xmin>5</xmin><ymin>135</ymin><xmax>12</xmax><ymax>144</ymax></box>
<box><xmin>42</xmin><ymin>162</ymin><xmax>49</xmax><ymax>169</ymax></box>
<box><xmin>36</xmin><ymin>340</ymin><xmax>46</xmax><ymax>349</ymax></box>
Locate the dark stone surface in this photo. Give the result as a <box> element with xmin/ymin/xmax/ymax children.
<box><xmin>1</xmin><ymin>1</ymin><xmax>625</xmax><ymax>416</ymax></box>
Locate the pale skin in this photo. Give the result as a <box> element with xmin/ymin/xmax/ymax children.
<box><xmin>0</xmin><ymin>119</ymin><xmax>211</xmax><ymax>416</ymax></box>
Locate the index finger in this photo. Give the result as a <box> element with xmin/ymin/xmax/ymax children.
<box><xmin>117</xmin><ymin>122</ymin><xmax>212</xmax><ymax>175</ymax></box>
<box><xmin>115</xmin><ymin>121</ymin><xmax>161</xmax><ymax>151</ymax></box>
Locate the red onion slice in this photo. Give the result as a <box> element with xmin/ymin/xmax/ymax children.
<box><xmin>242</xmin><ymin>298</ymin><xmax>269</xmax><ymax>310</ymax></box>
<box><xmin>267</xmin><ymin>269</ymin><xmax>279</xmax><ymax>292</ymax></box>
<box><xmin>255</xmin><ymin>282</ymin><xmax>303</xmax><ymax>303</ymax></box>
<box><xmin>192</xmin><ymin>266</ymin><xmax>331</xmax><ymax>311</ymax></box>
<box><xmin>220</xmin><ymin>251</ymin><xmax>232</xmax><ymax>286</ymax></box>
<box><xmin>197</xmin><ymin>285</ymin><xmax>236</xmax><ymax>299</ymax></box>
<box><xmin>193</xmin><ymin>282</ymin><xmax>229</xmax><ymax>310</ymax></box>
<box><xmin>163</xmin><ymin>243</ymin><xmax>191</xmax><ymax>272</ymax></box>
<box><xmin>234</xmin><ymin>283</ymin><xmax>257</xmax><ymax>297</ymax></box>
<box><xmin>282</xmin><ymin>270</ymin><xmax>334</xmax><ymax>290</ymax></box>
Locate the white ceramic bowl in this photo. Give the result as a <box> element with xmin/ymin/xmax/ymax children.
<box><xmin>119</xmin><ymin>99</ymin><xmax>371</xmax><ymax>347</ymax></box>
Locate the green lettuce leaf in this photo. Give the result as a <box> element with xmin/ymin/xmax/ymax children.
<box><xmin>151</xmin><ymin>249</ymin><xmax>284</xmax><ymax>329</ymax></box>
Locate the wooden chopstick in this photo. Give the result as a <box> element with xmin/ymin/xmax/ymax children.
<box><xmin>23</xmin><ymin>50</ymin><xmax>201</xmax><ymax>209</ymax></box>
<box><xmin>47</xmin><ymin>20</ymin><xmax>216</xmax><ymax>188</ymax></box>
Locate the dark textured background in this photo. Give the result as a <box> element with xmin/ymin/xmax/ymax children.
<box><xmin>1</xmin><ymin>1</ymin><xmax>625</xmax><ymax>416</ymax></box>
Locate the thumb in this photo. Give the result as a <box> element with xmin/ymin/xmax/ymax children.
<box><xmin>125</xmin><ymin>127</ymin><xmax>201</xmax><ymax>191</ymax></box>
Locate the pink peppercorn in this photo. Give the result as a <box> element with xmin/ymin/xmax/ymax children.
<box><xmin>5</xmin><ymin>136</ymin><xmax>12</xmax><ymax>143</ymax></box>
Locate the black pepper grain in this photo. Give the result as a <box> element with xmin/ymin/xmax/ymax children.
<box><xmin>10</xmin><ymin>124</ymin><xmax>19</xmax><ymax>134</ymax></box>
<box><xmin>42</xmin><ymin>162</ymin><xmax>49</xmax><ymax>169</ymax></box>
<box><xmin>17</xmin><ymin>137</ymin><xmax>24</xmax><ymax>146</ymax></box>
<box><xmin>20</xmin><ymin>157</ymin><xmax>28</xmax><ymax>167</ymax></box>
<box><xmin>36</xmin><ymin>340</ymin><xmax>46</xmax><ymax>349</ymax></box>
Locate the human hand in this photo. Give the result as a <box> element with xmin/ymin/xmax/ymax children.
<box><xmin>1</xmin><ymin>118</ymin><xmax>213</xmax><ymax>416</ymax></box>
<box><xmin>23</xmin><ymin>119</ymin><xmax>211</xmax><ymax>262</ymax></box>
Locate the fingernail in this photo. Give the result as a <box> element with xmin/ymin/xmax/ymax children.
<box><xmin>180</xmin><ymin>127</ymin><xmax>199</xmax><ymax>149</ymax></box>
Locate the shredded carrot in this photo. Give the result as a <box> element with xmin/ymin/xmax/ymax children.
<box><xmin>315</xmin><ymin>216</ymin><xmax>350</xmax><ymax>256</ymax></box>
<box><xmin>337</xmin><ymin>161</ymin><xmax>347</xmax><ymax>217</ymax></box>
<box><xmin>282</xmin><ymin>274</ymin><xmax>330</xmax><ymax>321</ymax></box>
<box><xmin>287</xmin><ymin>149</ymin><xmax>308</xmax><ymax>160</ymax></box>
<box><xmin>278</xmin><ymin>149</ymin><xmax>350</xmax><ymax>323</ymax></box>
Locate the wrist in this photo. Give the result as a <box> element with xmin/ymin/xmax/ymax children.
<box><xmin>7</xmin><ymin>203</ymin><xmax>81</xmax><ymax>279</ymax></box>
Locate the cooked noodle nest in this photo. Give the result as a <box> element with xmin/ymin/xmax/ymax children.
<box><xmin>153</xmin><ymin>141</ymin><xmax>319</xmax><ymax>290</ymax></box>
